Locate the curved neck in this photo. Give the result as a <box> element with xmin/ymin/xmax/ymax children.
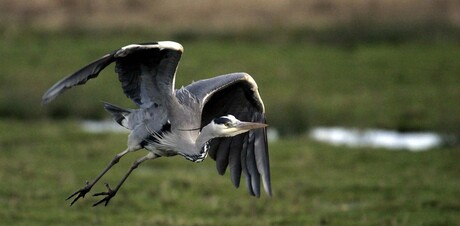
<box><xmin>195</xmin><ymin>123</ymin><xmax>216</xmax><ymax>150</ymax></box>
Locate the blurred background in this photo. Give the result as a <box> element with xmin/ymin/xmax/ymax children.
<box><xmin>1</xmin><ymin>0</ymin><xmax>459</xmax><ymax>225</ymax></box>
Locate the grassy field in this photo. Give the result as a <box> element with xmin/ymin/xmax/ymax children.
<box><xmin>1</xmin><ymin>29</ymin><xmax>459</xmax><ymax>225</ymax></box>
<box><xmin>0</xmin><ymin>120</ymin><xmax>459</xmax><ymax>225</ymax></box>
<box><xmin>1</xmin><ymin>30</ymin><xmax>460</xmax><ymax>137</ymax></box>
<box><xmin>1</xmin><ymin>2</ymin><xmax>459</xmax><ymax>225</ymax></box>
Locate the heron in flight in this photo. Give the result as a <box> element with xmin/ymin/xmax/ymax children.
<box><xmin>42</xmin><ymin>41</ymin><xmax>271</xmax><ymax>206</ymax></box>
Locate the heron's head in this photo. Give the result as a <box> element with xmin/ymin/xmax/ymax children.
<box><xmin>208</xmin><ymin>115</ymin><xmax>267</xmax><ymax>137</ymax></box>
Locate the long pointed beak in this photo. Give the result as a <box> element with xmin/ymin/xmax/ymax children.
<box><xmin>236</xmin><ymin>121</ymin><xmax>268</xmax><ymax>130</ymax></box>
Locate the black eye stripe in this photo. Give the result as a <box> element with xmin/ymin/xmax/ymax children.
<box><xmin>214</xmin><ymin>117</ymin><xmax>231</xmax><ymax>125</ymax></box>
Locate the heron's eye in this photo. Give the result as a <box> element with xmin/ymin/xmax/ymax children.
<box><xmin>224</xmin><ymin>122</ymin><xmax>231</xmax><ymax>127</ymax></box>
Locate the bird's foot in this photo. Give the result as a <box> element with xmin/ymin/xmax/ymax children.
<box><xmin>66</xmin><ymin>180</ymin><xmax>92</xmax><ymax>206</ymax></box>
<box><xmin>92</xmin><ymin>183</ymin><xmax>117</xmax><ymax>207</ymax></box>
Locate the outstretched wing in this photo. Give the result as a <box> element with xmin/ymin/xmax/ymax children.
<box><xmin>42</xmin><ymin>41</ymin><xmax>183</xmax><ymax>109</ymax></box>
<box><xmin>185</xmin><ymin>73</ymin><xmax>271</xmax><ymax>197</ymax></box>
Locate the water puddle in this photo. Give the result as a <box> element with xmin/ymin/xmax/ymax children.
<box><xmin>309</xmin><ymin>127</ymin><xmax>445</xmax><ymax>151</ymax></box>
<box><xmin>81</xmin><ymin>120</ymin><xmax>128</xmax><ymax>133</ymax></box>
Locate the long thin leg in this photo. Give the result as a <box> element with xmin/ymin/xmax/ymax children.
<box><xmin>66</xmin><ymin>148</ymin><xmax>136</xmax><ymax>206</ymax></box>
<box><xmin>92</xmin><ymin>152</ymin><xmax>159</xmax><ymax>207</ymax></box>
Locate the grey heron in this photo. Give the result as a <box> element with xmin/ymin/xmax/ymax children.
<box><xmin>42</xmin><ymin>41</ymin><xmax>271</xmax><ymax>206</ymax></box>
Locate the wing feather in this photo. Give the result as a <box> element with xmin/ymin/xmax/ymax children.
<box><xmin>42</xmin><ymin>53</ymin><xmax>115</xmax><ymax>104</ymax></box>
<box><xmin>208</xmin><ymin>138</ymin><xmax>221</xmax><ymax>160</ymax></box>
<box><xmin>215</xmin><ymin>138</ymin><xmax>232</xmax><ymax>175</ymax></box>
<box><xmin>246</xmin><ymin>130</ymin><xmax>261</xmax><ymax>197</ymax></box>
<box><xmin>228</xmin><ymin>135</ymin><xmax>244</xmax><ymax>188</ymax></box>
<box><xmin>241</xmin><ymin>134</ymin><xmax>255</xmax><ymax>196</ymax></box>
<box><xmin>185</xmin><ymin>72</ymin><xmax>271</xmax><ymax>197</ymax></box>
<box><xmin>254</xmin><ymin>114</ymin><xmax>272</xmax><ymax>196</ymax></box>
<box><xmin>42</xmin><ymin>42</ymin><xmax>183</xmax><ymax>109</ymax></box>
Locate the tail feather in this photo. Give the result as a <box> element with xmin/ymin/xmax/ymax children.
<box><xmin>103</xmin><ymin>102</ymin><xmax>132</xmax><ymax>129</ymax></box>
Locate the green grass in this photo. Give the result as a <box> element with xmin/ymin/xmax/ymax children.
<box><xmin>1</xmin><ymin>30</ymin><xmax>460</xmax><ymax>136</ymax></box>
<box><xmin>1</xmin><ymin>120</ymin><xmax>459</xmax><ymax>225</ymax></box>
<box><xmin>1</xmin><ymin>28</ymin><xmax>459</xmax><ymax>224</ymax></box>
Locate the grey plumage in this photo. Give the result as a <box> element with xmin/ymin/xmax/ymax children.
<box><xmin>42</xmin><ymin>41</ymin><xmax>271</xmax><ymax>206</ymax></box>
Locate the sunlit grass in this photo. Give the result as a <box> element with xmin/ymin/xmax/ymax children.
<box><xmin>0</xmin><ymin>120</ymin><xmax>459</xmax><ymax>225</ymax></box>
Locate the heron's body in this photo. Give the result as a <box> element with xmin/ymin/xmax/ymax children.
<box><xmin>106</xmin><ymin>90</ymin><xmax>205</xmax><ymax>161</ymax></box>
<box><xmin>42</xmin><ymin>41</ymin><xmax>271</xmax><ymax>206</ymax></box>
